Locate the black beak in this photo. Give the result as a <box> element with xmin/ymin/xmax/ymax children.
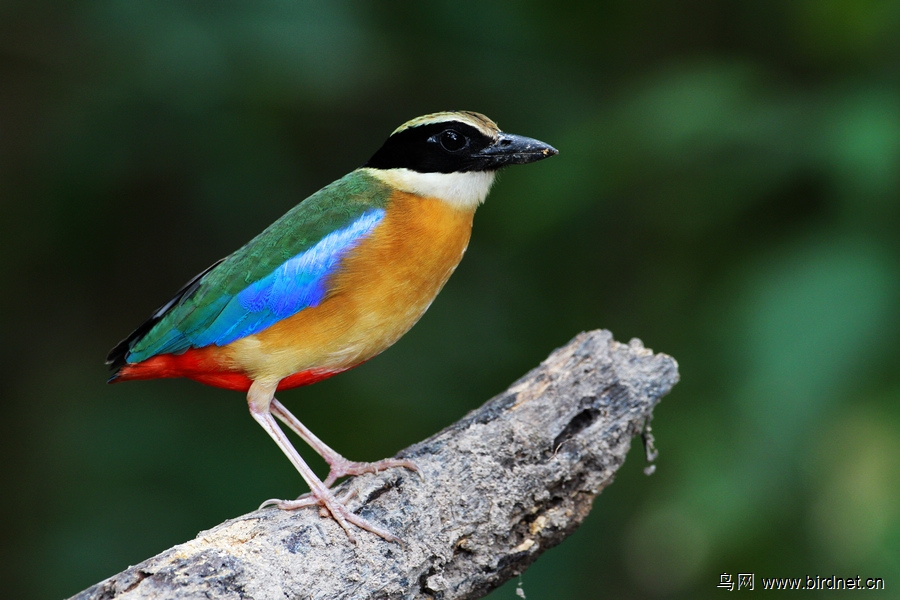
<box><xmin>473</xmin><ymin>132</ymin><xmax>558</xmax><ymax>170</ymax></box>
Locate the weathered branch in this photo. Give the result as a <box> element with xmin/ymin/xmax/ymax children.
<box><xmin>73</xmin><ymin>330</ymin><xmax>679</xmax><ymax>600</ymax></box>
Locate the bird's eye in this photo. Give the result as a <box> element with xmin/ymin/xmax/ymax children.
<box><xmin>438</xmin><ymin>129</ymin><xmax>467</xmax><ymax>152</ymax></box>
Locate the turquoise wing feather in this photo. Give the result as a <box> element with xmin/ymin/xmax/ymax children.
<box><xmin>119</xmin><ymin>171</ymin><xmax>391</xmax><ymax>365</ymax></box>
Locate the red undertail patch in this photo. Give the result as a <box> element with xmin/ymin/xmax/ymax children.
<box><xmin>112</xmin><ymin>347</ymin><xmax>342</xmax><ymax>392</ymax></box>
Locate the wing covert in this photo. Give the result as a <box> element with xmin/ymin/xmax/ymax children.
<box><xmin>111</xmin><ymin>171</ymin><xmax>392</xmax><ymax>368</ymax></box>
<box><xmin>126</xmin><ymin>207</ymin><xmax>385</xmax><ymax>362</ymax></box>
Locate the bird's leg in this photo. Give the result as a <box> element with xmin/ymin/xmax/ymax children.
<box><xmin>270</xmin><ymin>398</ymin><xmax>418</xmax><ymax>488</ymax></box>
<box><xmin>247</xmin><ymin>380</ymin><xmax>400</xmax><ymax>543</ymax></box>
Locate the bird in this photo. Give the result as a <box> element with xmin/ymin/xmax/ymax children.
<box><xmin>107</xmin><ymin>111</ymin><xmax>558</xmax><ymax>542</ymax></box>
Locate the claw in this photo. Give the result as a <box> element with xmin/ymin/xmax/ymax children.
<box><xmin>249</xmin><ymin>384</ymin><xmax>409</xmax><ymax>543</ymax></box>
<box><xmin>260</xmin><ymin>485</ymin><xmax>398</xmax><ymax>542</ymax></box>
<box><xmin>322</xmin><ymin>456</ymin><xmax>419</xmax><ymax>488</ymax></box>
<box><xmin>259</xmin><ymin>496</ymin><xmax>317</xmax><ymax>510</ymax></box>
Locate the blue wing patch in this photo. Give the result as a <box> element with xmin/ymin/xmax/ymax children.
<box><xmin>126</xmin><ymin>208</ymin><xmax>385</xmax><ymax>362</ymax></box>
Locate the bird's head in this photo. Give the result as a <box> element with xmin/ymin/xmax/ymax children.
<box><xmin>362</xmin><ymin>111</ymin><xmax>557</xmax><ymax>210</ymax></box>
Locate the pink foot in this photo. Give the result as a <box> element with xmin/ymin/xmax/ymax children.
<box><xmin>323</xmin><ymin>456</ymin><xmax>419</xmax><ymax>488</ymax></box>
<box><xmin>260</xmin><ymin>488</ymin><xmax>400</xmax><ymax>543</ymax></box>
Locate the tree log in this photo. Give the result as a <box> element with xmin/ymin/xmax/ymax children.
<box><xmin>72</xmin><ymin>330</ymin><xmax>679</xmax><ymax>600</ymax></box>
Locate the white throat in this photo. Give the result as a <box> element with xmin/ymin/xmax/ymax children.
<box><xmin>362</xmin><ymin>168</ymin><xmax>496</xmax><ymax>211</ymax></box>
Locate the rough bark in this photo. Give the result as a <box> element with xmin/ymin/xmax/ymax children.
<box><xmin>72</xmin><ymin>329</ymin><xmax>679</xmax><ymax>600</ymax></box>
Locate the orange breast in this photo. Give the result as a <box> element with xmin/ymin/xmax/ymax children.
<box><xmin>224</xmin><ymin>190</ymin><xmax>475</xmax><ymax>383</ymax></box>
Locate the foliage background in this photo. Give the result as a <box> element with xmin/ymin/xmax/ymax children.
<box><xmin>2</xmin><ymin>2</ymin><xmax>898</xmax><ymax>598</ymax></box>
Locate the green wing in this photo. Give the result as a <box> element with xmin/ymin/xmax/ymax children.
<box><xmin>109</xmin><ymin>170</ymin><xmax>391</xmax><ymax>367</ymax></box>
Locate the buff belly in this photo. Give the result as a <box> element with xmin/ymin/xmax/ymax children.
<box><xmin>223</xmin><ymin>190</ymin><xmax>475</xmax><ymax>384</ymax></box>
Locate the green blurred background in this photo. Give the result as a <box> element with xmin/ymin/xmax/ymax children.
<box><xmin>2</xmin><ymin>1</ymin><xmax>898</xmax><ymax>598</ymax></box>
